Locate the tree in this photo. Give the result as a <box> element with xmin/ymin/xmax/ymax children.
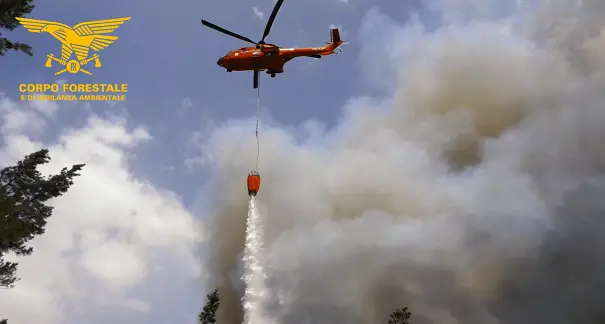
<box><xmin>0</xmin><ymin>149</ymin><xmax>84</xmax><ymax>289</ymax></box>
<box><xmin>0</xmin><ymin>0</ymin><xmax>35</xmax><ymax>56</ymax></box>
<box><xmin>388</xmin><ymin>306</ymin><xmax>412</xmax><ymax>324</ymax></box>
<box><xmin>199</xmin><ymin>288</ymin><xmax>220</xmax><ymax>324</ymax></box>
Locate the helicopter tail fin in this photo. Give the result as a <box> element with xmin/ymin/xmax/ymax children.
<box><xmin>331</xmin><ymin>28</ymin><xmax>342</xmax><ymax>46</ymax></box>
<box><xmin>321</xmin><ymin>28</ymin><xmax>346</xmax><ymax>55</ymax></box>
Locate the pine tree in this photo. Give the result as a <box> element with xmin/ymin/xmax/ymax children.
<box><xmin>0</xmin><ymin>149</ymin><xmax>84</xmax><ymax>289</ymax></box>
<box><xmin>199</xmin><ymin>288</ymin><xmax>220</xmax><ymax>324</ymax></box>
<box><xmin>388</xmin><ymin>306</ymin><xmax>412</xmax><ymax>324</ymax></box>
<box><xmin>0</xmin><ymin>0</ymin><xmax>35</xmax><ymax>56</ymax></box>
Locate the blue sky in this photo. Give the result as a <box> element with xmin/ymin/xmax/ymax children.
<box><xmin>0</xmin><ymin>0</ymin><xmax>427</xmax><ymax>204</ymax></box>
<box><xmin>0</xmin><ymin>0</ymin><xmax>430</xmax><ymax>323</ymax></box>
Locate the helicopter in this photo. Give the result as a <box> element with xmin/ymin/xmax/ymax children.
<box><xmin>201</xmin><ymin>0</ymin><xmax>346</xmax><ymax>88</ymax></box>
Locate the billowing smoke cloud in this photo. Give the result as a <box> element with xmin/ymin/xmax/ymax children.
<box><xmin>198</xmin><ymin>0</ymin><xmax>605</xmax><ymax>323</ymax></box>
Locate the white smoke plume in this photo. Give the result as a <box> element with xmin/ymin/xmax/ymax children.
<box><xmin>199</xmin><ymin>0</ymin><xmax>605</xmax><ymax>323</ymax></box>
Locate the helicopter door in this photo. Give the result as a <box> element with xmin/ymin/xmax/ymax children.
<box><xmin>264</xmin><ymin>51</ymin><xmax>278</xmax><ymax>63</ymax></box>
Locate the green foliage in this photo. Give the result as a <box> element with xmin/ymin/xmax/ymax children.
<box><xmin>199</xmin><ymin>288</ymin><xmax>220</xmax><ymax>324</ymax></box>
<box><xmin>0</xmin><ymin>0</ymin><xmax>35</xmax><ymax>56</ymax></box>
<box><xmin>0</xmin><ymin>149</ymin><xmax>84</xmax><ymax>288</ymax></box>
<box><xmin>388</xmin><ymin>306</ymin><xmax>412</xmax><ymax>324</ymax></box>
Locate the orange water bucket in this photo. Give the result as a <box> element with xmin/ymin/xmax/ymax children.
<box><xmin>247</xmin><ymin>172</ymin><xmax>261</xmax><ymax>196</ymax></box>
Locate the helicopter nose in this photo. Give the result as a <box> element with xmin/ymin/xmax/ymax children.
<box><xmin>217</xmin><ymin>57</ymin><xmax>223</xmax><ymax>66</ymax></box>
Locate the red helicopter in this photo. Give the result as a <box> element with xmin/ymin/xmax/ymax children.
<box><xmin>201</xmin><ymin>0</ymin><xmax>345</xmax><ymax>88</ymax></box>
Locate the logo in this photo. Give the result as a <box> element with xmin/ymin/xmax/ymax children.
<box><xmin>16</xmin><ymin>17</ymin><xmax>131</xmax><ymax>101</ymax></box>
<box><xmin>16</xmin><ymin>17</ymin><xmax>130</xmax><ymax>75</ymax></box>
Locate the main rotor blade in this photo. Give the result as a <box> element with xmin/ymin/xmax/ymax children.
<box><xmin>260</xmin><ymin>0</ymin><xmax>285</xmax><ymax>42</ymax></box>
<box><xmin>253</xmin><ymin>70</ymin><xmax>259</xmax><ymax>89</ymax></box>
<box><xmin>201</xmin><ymin>19</ymin><xmax>256</xmax><ymax>44</ymax></box>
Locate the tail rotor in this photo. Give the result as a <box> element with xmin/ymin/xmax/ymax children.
<box><xmin>338</xmin><ymin>42</ymin><xmax>350</xmax><ymax>52</ymax></box>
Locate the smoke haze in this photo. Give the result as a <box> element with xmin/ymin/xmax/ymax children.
<box><xmin>200</xmin><ymin>1</ymin><xmax>605</xmax><ymax>323</ymax></box>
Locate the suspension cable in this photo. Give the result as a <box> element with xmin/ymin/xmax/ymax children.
<box><xmin>255</xmin><ymin>80</ymin><xmax>260</xmax><ymax>172</ymax></box>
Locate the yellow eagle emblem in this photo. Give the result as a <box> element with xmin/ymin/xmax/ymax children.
<box><xmin>16</xmin><ymin>17</ymin><xmax>131</xmax><ymax>75</ymax></box>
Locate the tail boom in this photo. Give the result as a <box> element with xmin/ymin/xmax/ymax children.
<box><xmin>281</xmin><ymin>28</ymin><xmax>345</xmax><ymax>58</ymax></box>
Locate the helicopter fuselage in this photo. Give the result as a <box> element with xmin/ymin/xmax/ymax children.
<box><xmin>216</xmin><ymin>39</ymin><xmax>340</xmax><ymax>76</ymax></box>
